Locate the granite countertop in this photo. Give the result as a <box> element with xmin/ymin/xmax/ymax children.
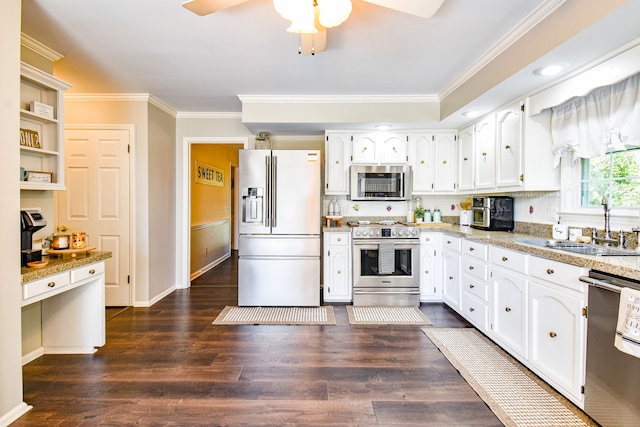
<box><xmin>323</xmin><ymin>223</ymin><xmax>640</xmax><ymax>281</ymax></box>
<box><xmin>21</xmin><ymin>251</ymin><xmax>113</xmax><ymax>284</ymax></box>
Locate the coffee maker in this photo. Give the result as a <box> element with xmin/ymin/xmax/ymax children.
<box><xmin>21</xmin><ymin>210</ymin><xmax>46</xmax><ymax>266</ymax></box>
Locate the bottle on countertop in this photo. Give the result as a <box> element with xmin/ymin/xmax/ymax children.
<box><xmin>424</xmin><ymin>209</ymin><xmax>432</xmax><ymax>222</ymax></box>
<box><xmin>433</xmin><ymin>208</ymin><xmax>441</xmax><ymax>222</ymax></box>
<box><xmin>328</xmin><ymin>200</ymin><xmax>334</xmax><ymax>216</ymax></box>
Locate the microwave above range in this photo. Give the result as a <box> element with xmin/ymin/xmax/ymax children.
<box><xmin>350</xmin><ymin>165</ymin><xmax>411</xmax><ymax>201</ymax></box>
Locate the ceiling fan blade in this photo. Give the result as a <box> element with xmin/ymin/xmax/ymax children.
<box><xmin>361</xmin><ymin>0</ymin><xmax>446</xmax><ymax>18</ymax></box>
<box><xmin>182</xmin><ymin>0</ymin><xmax>249</xmax><ymax>16</ymax></box>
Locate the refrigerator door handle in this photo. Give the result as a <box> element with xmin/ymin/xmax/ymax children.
<box><xmin>272</xmin><ymin>155</ymin><xmax>277</xmax><ymax>228</ymax></box>
<box><xmin>265</xmin><ymin>155</ymin><xmax>271</xmax><ymax>228</ymax></box>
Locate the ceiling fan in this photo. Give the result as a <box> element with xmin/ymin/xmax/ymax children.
<box><xmin>182</xmin><ymin>0</ymin><xmax>446</xmax><ymax>54</ymax></box>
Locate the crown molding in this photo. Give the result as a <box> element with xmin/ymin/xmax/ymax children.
<box><xmin>21</xmin><ymin>33</ymin><xmax>64</xmax><ymax>62</ymax></box>
<box><xmin>237</xmin><ymin>94</ymin><xmax>440</xmax><ymax>104</ymax></box>
<box><xmin>176</xmin><ymin>112</ymin><xmax>243</xmax><ymax>119</ymax></box>
<box><xmin>64</xmin><ymin>93</ymin><xmax>177</xmax><ymax>117</ymax></box>
<box><xmin>439</xmin><ymin>0</ymin><xmax>567</xmax><ymax>99</ymax></box>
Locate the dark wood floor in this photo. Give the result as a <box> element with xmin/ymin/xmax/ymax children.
<box><xmin>15</xmin><ymin>252</ymin><xmax>502</xmax><ymax>426</ymax></box>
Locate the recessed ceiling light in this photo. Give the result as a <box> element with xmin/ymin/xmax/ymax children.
<box><xmin>463</xmin><ymin>111</ymin><xmax>482</xmax><ymax>118</ymax></box>
<box><xmin>375</xmin><ymin>124</ymin><xmax>391</xmax><ymax>130</ymax></box>
<box><xmin>533</xmin><ymin>64</ymin><xmax>564</xmax><ymax>76</ymax></box>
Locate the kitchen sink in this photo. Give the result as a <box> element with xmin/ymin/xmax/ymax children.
<box><xmin>513</xmin><ymin>238</ymin><xmax>640</xmax><ymax>256</ymax></box>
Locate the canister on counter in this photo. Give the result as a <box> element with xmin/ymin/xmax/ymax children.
<box><xmin>71</xmin><ymin>232</ymin><xmax>87</xmax><ymax>249</ymax></box>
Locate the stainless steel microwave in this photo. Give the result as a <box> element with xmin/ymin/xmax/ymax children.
<box><xmin>350</xmin><ymin>165</ymin><xmax>411</xmax><ymax>201</ymax></box>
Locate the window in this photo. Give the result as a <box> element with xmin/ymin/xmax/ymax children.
<box><xmin>580</xmin><ymin>147</ymin><xmax>640</xmax><ymax>207</ymax></box>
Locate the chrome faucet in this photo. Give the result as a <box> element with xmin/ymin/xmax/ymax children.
<box><xmin>595</xmin><ymin>196</ymin><xmax>617</xmax><ymax>246</ymax></box>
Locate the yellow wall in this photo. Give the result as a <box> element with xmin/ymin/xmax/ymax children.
<box><xmin>190</xmin><ymin>144</ymin><xmax>240</xmax><ymax>226</ymax></box>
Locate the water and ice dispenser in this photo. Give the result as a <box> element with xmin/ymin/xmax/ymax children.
<box><xmin>242</xmin><ymin>187</ymin><xmax>264</xmax><ymax>224</ymax></box>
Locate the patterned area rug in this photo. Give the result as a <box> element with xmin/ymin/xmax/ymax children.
<box><xmin>423</xmin><ymin>328</ymin><xmax>597</xmax><ymax>427</ymax></box>
<box><xmin>346</xmin><ymin>306</ymin><xmax>432</xmax><ymax>325</ymax></box>
<box><xmin>213</xmin><ymin>306</ymin><xmax>336</xmax><ymax>325</ymax></box>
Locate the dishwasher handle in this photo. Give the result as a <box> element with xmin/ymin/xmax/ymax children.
<box><xmin>579</xmin><ymin>275</ymin><xmax>622</xmax><ymax>293</ymax></box>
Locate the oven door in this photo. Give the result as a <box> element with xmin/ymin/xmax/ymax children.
<box><xmin>353</xmin><ymin>240</ymin><xmax>418</xmax><ymax>286</ymax></box>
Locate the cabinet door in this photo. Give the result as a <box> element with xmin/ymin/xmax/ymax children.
<box><xmin>529</xmin><ymin>281</ymin><xmax>586</xmax><ymax>402</ymax></box>
<box><xmin>496</xmin><ymin>102</ymin><xmax>523</xmax><ymax>188</ymax></box>
<box><xmin>492</xmin><ymin>266</ymin><xmax>528</xmax><ymax>359</ymax></box>
<box><xmin>458</xmin><ymin>125</ymin><xmax>474</xmax><ymax>191</ymax></box>
<box><xmin>379</xmin><ymin>134</ymin><xmax>407</xmax><ymax>164</ymax></box>
<box><xmin>442</xmin><ymin>249</ymin><xmax>461</xmax><ymax>311</ymax></box>
<box><xmin>474</xmin><ymin>116</ymin><xmax>496</xmax><ymax>189</ymax></box>
<box><xmin>351</xmin><ymin>134</ymin><xmax>377</xmax><ymax>164</ymax></box>
<box><xmin>325</xmin><ymin>133</ymin><xmax>350</xmax><ymax>194</ymax></box>
<box><xmin>433</xmin><ymin>132</ymin><xmax>457</xmax><ymax>192</ymax></box>
<box><xmin>325</xmin><ymin>246</ymin><xmax>350</xmax><ymax>300</ymax></box>
<box><xmin>419</xmin><ymin>234</ymin><xmax>441</xmax><ymax>301</ymax></box>
<box><xmin>410</xmin><ymin>133</ymin><xmax>434</xmax><ymax>193</ymax></box>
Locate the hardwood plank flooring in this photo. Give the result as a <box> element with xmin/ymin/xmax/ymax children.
<box><xmin>15</xmin><ymin>251</ymin><xmax>502</xmax><ymax>426</ymax></box>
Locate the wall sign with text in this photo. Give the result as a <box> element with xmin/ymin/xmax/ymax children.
<box><xmin>195</xmin><ymin>160</ymin><xmax>224</xmax><ymax>187</ymax></box>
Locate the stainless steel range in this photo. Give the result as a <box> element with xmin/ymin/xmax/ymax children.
<box><xmin>351</xmin><ymin>221</ymin><xmax>420</xmax><ymax>306</ymax></box>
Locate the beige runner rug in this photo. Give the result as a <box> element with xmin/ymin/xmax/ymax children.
<box><xmin>213</xmin><ymin>306</ymin><xmax>336</xmax><ymax>325</ymax></box>
<box><xmin>347</xmin><ymin>306</ymin><xmax>432</xmax><ymax>325</ymax></box>
<box><xmin>423</xmin><ymin>328</ymin><xmax>597</xmax><ymax>427</ymax></box>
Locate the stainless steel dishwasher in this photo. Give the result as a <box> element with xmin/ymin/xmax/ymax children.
<box><xmin>580</xmin><ymin>270</ymin><xmax>640</xmax><ymax>427</ymax></box>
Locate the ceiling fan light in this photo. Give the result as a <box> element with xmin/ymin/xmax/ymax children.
<box><xmin>317</xmin><ymin>0</ymin><xmax>352</xmax><ymax>28</ymax></box>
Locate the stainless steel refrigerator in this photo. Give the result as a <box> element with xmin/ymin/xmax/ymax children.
<box><xmin>238</xmin><ymin>149</ymin><xmax>321</xmax><ymax>306</ymax></box>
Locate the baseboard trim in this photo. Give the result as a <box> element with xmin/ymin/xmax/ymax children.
<box><xmin>190</xmin><ymin>252</ymin><xmax>231</xmax><ymax>281</ymax></box>
<box><xmin>0</xmin><ymin>402</ymin><xmax>32</xmax><ymax>427</ymax></box>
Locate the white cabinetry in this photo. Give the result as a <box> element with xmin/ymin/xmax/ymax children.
<box><xmin>323</xmin><ymin>232</ymin><xmax>352</xmax><ymax>302</ymax></box>
<box><xmin>490</xmin><ymin>246</ymin><xmax>529</xmax><ymax>361</ymax></box>
<box><xmin>460</xmin><ymin>239</ymin><xmax>489</xmax><ymax>331</ymax></box>
<box><xmin>352</xmin><ymin>133</ymin><xmax>408</xmax><ymax>165</ymax></box>
<box><xmin>442</xmin><ymin>235</ymin><xmax>461</xmax><ymax>310</ymax></box>
<box><xmin>495</xmin><ymin>102</ymin><xmax>523</xmax><ymax>188</ymax></box>
<box><xmin>528</xmin><ymin>256</ymin><xmax>587</xmax><ymax>406</ymax></box>
<box><xmin>22</xmin><ymin>260</ymin><xmax>106</xmax><ymax>361</ymax></box>
<box><xmin>474</xmin><ymin>116</ymin><xmax>496</xmax><ymax>190</ymax></box>
<box><xmin>325</xmin><ymin>132</ymin><xmax>351</xmax><ymax>195</ymax></box>
<box><xmin>409</xmin><ymin>131</ymin><xmax>457</xmax><ymax>194</ymax></box>
<box><xmin>19</xmin><ymin>62</ymin><xmax>71</xmax><ymax>191</ymax></box>
<box><xmin>419</xmin><ymin>232</ymin><xmax>441</xmax><ymax>301</ymax></box>
<box><xmin>457</xmin><ymin>125</ymin><xmax>474</xmax><ymax>191</ymax></box>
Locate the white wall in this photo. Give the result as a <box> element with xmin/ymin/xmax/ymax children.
<box><xmin>0</xmin><ymin>1</ymin><xmax>31</xmax><ymax>424</ymax></box>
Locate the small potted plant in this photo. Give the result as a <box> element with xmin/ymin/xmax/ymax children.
<box><xmin>414</xmin><ymin>206</ymin><xmax>425</xmax><ymax>223</ymax></box>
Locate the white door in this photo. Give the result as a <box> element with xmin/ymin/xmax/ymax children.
<box><xmin>60</xmin><ymin>127</ymin><xmax>131</xmax><ymax>306</ymax></box>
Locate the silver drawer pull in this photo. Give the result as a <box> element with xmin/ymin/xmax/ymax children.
<box><xmin>89</xmin><ymin>269</ymin><xmax>96</xmax><ymax>274</ymax></box>
<box><xmin>468</xmin><ymin>265</ymin><xmax>475</xmax><ymax>270</ymax></box>
<box><xmin>424</xmin><ymin>270</ymin><xmax>429</xmax><ymax>274</ymax></box>
<box><xmin>469</xmin><ymin>284</ymin><xmax>474</xmax><ymax>289</ymax></box>
<box><xmin>469</xmin><ymin>247</ymin><xmax>475</xmax><ymax>251</ymax></box>
<box><xmin>448</xmin><ymin>276</ymin><xmax>454</xmax><ymax>280</ymax></box>
<box><xmin>469</xmin><ymin>307</ymin><xmax>475</xmax><ymax>312</ymax></box>
<box><xmin>48</xmin><ymin>282</ymin><xmax>56</xmax><ymax>288</ymax></box>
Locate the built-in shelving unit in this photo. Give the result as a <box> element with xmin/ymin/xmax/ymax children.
<box><xmin>19</xmin><ymin>62</ymin><xmax>71</xmax><ymax>191</ymax></box>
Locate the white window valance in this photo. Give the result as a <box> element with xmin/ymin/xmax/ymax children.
<box><xmin>550</xmin><ymin>72</ymin><xmax>640</xmax><ymax>167</ymax></box>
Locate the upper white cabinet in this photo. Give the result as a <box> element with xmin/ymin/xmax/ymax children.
<box><xmin>352</xmin><ymin>133</ymin><xmax>408</xmax><ymax>165</ymax></box>
<box><xmin>325</xmin><ymin>132</ymin><xmax>351</xmax><ymax>195</ymax></box>
<box><xmin>474</xmin><ymin>116</ymin><xmax>496</xmax><ymax>190</ymax></box>
<box><xmin>409</xmin><ymin>131</ymin><xmax>457</xmax><ymax>194</ymax></box>
<box><xmin>457</xmin><ymin>125</ymin><xmax>474</xmax><ymax>191</ymax></box>
<box><xmin>19</xmin><ymin>62</ymin><xmax>71</xmax><ymax>191</ymax></box>
<box><xmin>495</xmin><ymin>102</ymin><xmax>523</xmax><ymax>188</ymax></box>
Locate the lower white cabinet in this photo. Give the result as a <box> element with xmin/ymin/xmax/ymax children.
<box><xmin>323</xmin><ymin>232</ymin><xmax>352</xmax><ymax>302</ymax></box>
<box><xmin>528</xmin><ymin>268</ymin><xmax>587</xmax><ymax>406</ymax></box>
<box><xmin>419</xmin><ymin>232</ymin><xmax>441</xmax><ymax>301</ymax></box>
<box><xmin>491</xmin><ymin>265</ymin><xmax>528</xmax><ymax>360</ymax></box>
<box><xmin>442</xmin><ymin>250</ymin><xmax>461</xmax><ymax>310</ymax></box>
<box><xmin>22</xmin><ymin>260</ymin><xmax>106</xmax><ymax>361</ymax></box>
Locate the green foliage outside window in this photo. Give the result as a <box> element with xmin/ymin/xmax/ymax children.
<box><xmin>580</xmin><ymin>147</ymin><xmax>640</xmax><ymax>207</ymax></box>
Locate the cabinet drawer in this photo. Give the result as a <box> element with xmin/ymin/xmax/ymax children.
<box><xmin>23</xmin><ymin>271</ymin><xmax>70</xmax><ymax>301</ymax></box>
<box><xmin>529</xmin><ymin>256</ymin><xmax>586</xmax><ymax>292</ymax></box>
<box><xmin>442</xmin><ymin>235</ymin><xmax>461</xmax><ymax>251</ymax></box>
<box><xmin>462</xmin><ymin>258</ymin><xmax>488</xmax><ymax>281</ymax></box>
<box><xmin>461</xmin><ymin>292</ymin><xmax>488</xmax><ymax>330</ymax></box>
<box><xmin>462</xmin><ymin>240</ymin><xmax>488</xmax><ymax>260</ymax></box>
<box><xmin>328</xmin><ymin>233</ymin><xmax>350</xmax><ymax>246</ymax></box>
<box><xmin>462</xmin><ymin>274</ymin><xmax>488</xmax><ymax>301</ymax></box>
<box><xmin>491</xmin><ymin>246</ymin><xmax>527</xmax><ymax>273</ymax></box>
<box><xmin>70</xmin><ymin>262</ymin><xmax>105</xmax><ymax>284</ymax></box>
<box><xmin>420</xmin><ymin>232</ymin><xmax>437</xmax><ymax>246</ymax></box>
